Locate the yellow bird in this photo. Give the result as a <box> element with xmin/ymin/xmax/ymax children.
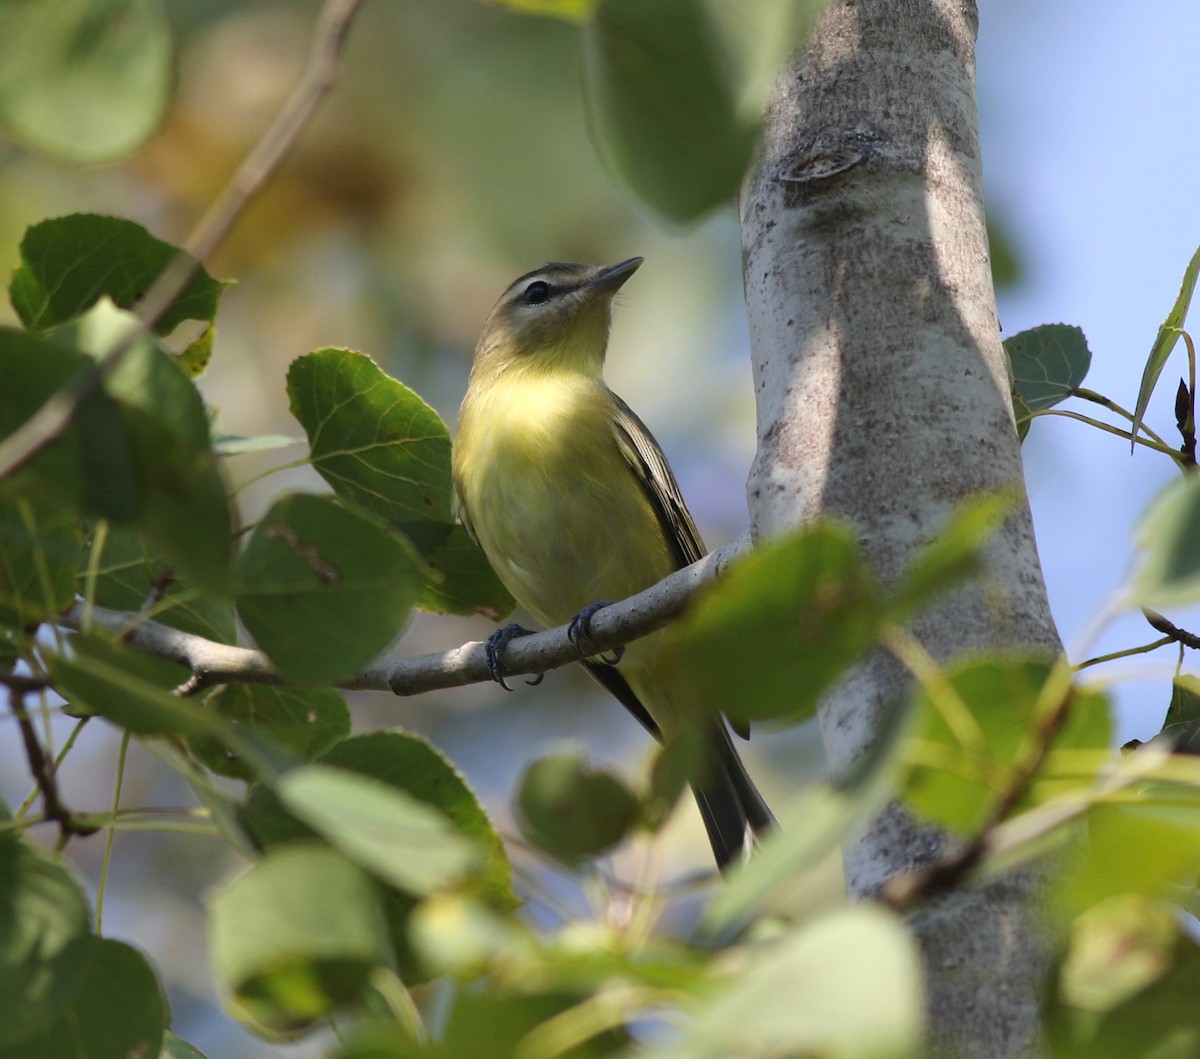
<box><xmin>452</xmin><ymin>258</ymin><xmax>773</xmax><ymax>869</ymax></box>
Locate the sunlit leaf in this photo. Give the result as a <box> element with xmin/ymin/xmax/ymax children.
<box><xmin>10</xmin><ymin>214</ymin><xmax>227</xmax><ymax>336</ymax></box>
<box><xmin>665</xmin><ymin>524</ymin><xmax>883</xmax><ymax>726</ymax></box>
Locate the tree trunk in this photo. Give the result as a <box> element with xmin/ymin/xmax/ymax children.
<box><xmin>740</xmin><ymin>1</ymin><xmax>1060</xmax><ymax>1055</ymax></box>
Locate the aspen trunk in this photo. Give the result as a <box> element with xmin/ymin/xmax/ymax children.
<box><xmin>740</xmin><ymin>2</ymin><xmax>1061</xmax><ymax>1054</ymax></box>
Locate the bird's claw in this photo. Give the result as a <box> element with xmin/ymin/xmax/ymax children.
<box><xmin>567</xmin><ymin>601</ymin><xmax>624</xmax><ymax>666</ymax></box>
<box><xmin>485</xmin><ymin>623</ymin><xmax>536</xmax><ymax>691</ymax></box>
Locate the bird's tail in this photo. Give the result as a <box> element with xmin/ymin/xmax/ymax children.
<box><xmin>692</xmin><ymin>723</ymin><xmax>775</xmax><ymax>871</ymax></box>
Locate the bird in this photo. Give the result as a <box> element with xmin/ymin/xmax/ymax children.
<box><xmin>451</xmin><ymin>257</ymin><xmax>773</xmax><ymax>870</ymax></box>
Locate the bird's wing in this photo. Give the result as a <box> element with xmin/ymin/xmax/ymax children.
<box><xmin>610</xmin><ymin>391</ymin><xmax>706</xmax><ymax>569</ymax></box>
<box><xmin>611</xmin><ymin>392</ymin><xmax>753</xmax><ymax>741</ymax></box>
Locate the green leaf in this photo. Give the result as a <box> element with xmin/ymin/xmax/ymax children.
<box><xmin>0</xmin><ymin>0</ymin><xmax>172</xmax><ymax>164</ymax></box>
<box><xmin>1058</xmin><ymin>895</ymin><xmax>1177</xmax><ymax>1015</ymax></box>
<box><xmin>161</xmin><ymin>1031</ymin><xmax>210</xmax><ymax>1059</ymax></box>
<box><xmin>286</xmin><ymin>349</ymin><xmax>512</xmax><ymax>617</ymax></box>
<box><xmin>1131</xmin><ymin>246</ymin><xmax>1200</xmax><ymax>450</ymax></box>
<box><xmin>187</xmin><ymin>685</ymin><xmax>351</xmax><ymax>782</ymax></box>
<box><xmin>243</xmin><ymin>731</ymin><xmax>515</xmax><ymax>909</ymax></box>
<box><xmin>664</xmin><ymin>524</ymin><xmax>883</xmax><ymax>726</ymax></box>
<box><xmin>278</xmin><ymin>765</ymin><xmax>479</xmax><ymax>897</ymax></box>
<box><xmin>666</xmin><ymin>907</ymin><xmax>922</xmax><ymax>1059</ymax></box>
<box><xmin>0</xmin><ymin>327</ymin><xmax>139</xmax><ymax>521</ymax></box>
<box><xmin>408</xmin><ymin>894</ymin><xmax>535</xmax><ymax>980</ymax></box>
<box><xmin>1061</xmin><ymin>804</ymin><xmax>1200</xmax><ymax>917</ymax></box>
<box><xmin>1166</xmin><ymin>675</ymin><xmax>1200</xmax><ymax>728</ymax></box>
<box><xmin>890</xmin><ymin>492</ymin><xmax>1015</xmax><ymax>617</ymax></box>
<box><xmin>46</xmin><ymin>632</ymin><xmax>205</xmax><ymax>736</ymax></box>
<box><xmin>1130</xmin><ymin>476</ymin><xmax>1200</xmax><ymax>608</ymax></box>
<box><xmin>422</xmin><ymin>522</ymin><xmax>515</xmax><ymax>619</ymax></box>
<box><xmin>81</xmin><ymin>524</ymin><xmax>236</xmax><ymax>643</ymax></box>
<box><xmin>102</xmin><ymin>335</ymin><xmax>234</xmax><ymax>592</ymax></box>
<box><xmin>583</xmin><ymin>0</ymin><xmax>759</xmax><ymax>222</ymax></box>
<box><xmin>11</xmin><ymin>215</ymin><xmax>227</xmax><ymax>336</ymax></box>
<box><xmin>235</xmin><ymin>493</ymin><xmax>426</xmax><ymax>684</ymax></box>
<box><xmin>440</xmin><ymin>991</ymin><xmax>630</xmax><ymax>1059</ymax></box>
<box><xmin>485</xmin><ymin>0</ymin><xmax>595</xmax><ymax>18</ymax></box>
<box><xmin>209</xmin><ymin>842</ymin><xmax>386</xmax><ymax>1035</ymax></box>
<box><xmin>0</xmin><ymin>837</ymin><xmax>90</xmax><ymax>1048</ymax></box>
<box><xmin>516</xmin><ymin>752</ymin><xmax>640</xmax><ymax>862</ymax></box>
<box><xmin>0</xmin><ymin>937</ymin><xmax>167</xmax><ymax>1059</ymax></box>
<box><xmin>1046</xmin><ymin>932</ymin><xmax>1200</xmax><ymax>1059</ymax></box>
<box><xmin>1004</xmin><ymin>324</ymin><xmax>1092</xmax><ymax>435</ymax></box>
<box><xmin>0</xmin><ymin>496</ymin><xmax>81</xmax><ymax>628</ymax></box>
<box><xmin>902</xmin><ymin>656</ymin><xmax>1112</xmax><ymax>834</ymax></box>
<box><xmin>175</xmin><ymin>323</ymin><xmax>215</xmax><ymax>378</ymax></box>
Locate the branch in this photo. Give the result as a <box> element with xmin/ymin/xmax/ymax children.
<box><xmin>1144</xmin><ymin>609</ymin><xmax>1200</xmax><ymax>650</ymax></box>
<box><xmin>62</xmin><ymin>535</ymin><xmax>749</xmax><ymax>696</ymax></box>
<box><xmin>0</xmin><ymin>0</ymin><xmax>366</xmax><ymax>483</ymax></box>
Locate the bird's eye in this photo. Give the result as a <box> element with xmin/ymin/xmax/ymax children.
<box><xmin>522</xmin><ymin>281</ymin><xmax>552</xmax><ymax>306</ymax></box>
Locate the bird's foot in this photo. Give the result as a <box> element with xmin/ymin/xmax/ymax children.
<box><xmin>567</xmin><ymin>601</ymin><xmax>624</xmax><ymax>666</ymax></box>
<box><xmin>484</xmin><ymin>623</ymin><xmax>542</xmax><ymax>690</ymax></box>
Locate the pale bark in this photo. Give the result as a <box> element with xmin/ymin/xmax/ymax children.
<box><xmin>741</xmin><ymin>1</ymin><xmax>1060</xmax><ymax>1055</ymax></box>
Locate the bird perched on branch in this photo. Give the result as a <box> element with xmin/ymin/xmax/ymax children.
<box><xmin>452</xmin><ymin>257</ymin><xmax>773</xmax><ymax>869</ymax></box>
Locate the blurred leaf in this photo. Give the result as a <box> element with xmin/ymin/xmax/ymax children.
<box><xmin>1061</xmin><ymin>804</ymin><xmax>1200</xmax><ymax>917</ymax></box>
<box><xmin>235</xmin><ymin>493</ymin><xmax>425</xmax><ymax>685</ymax></box>
<box><xmin>408</xmin><ymin>893</ymin><xmax>534</xmax><ymax>979</ymax></box>
<box><xmin>278</xmin><ymin>765</ymin><xmax>478</xmax><ymax>897</ymax></box>
<box><xmin>286</xmin><ymin>349</ymin><xmax>512</xmax><ymax>617</ymax></box>
<box><xmin>0</xmin><ymin>837</ymin><xmax>90</xmax><ymax>1048</ymax></box>
<box><xmin>1166</xmin><ymin>675</ymin><xmax>1200</xmax><ymax>728</ymax></box>
<box><xmin>667</xmin><ymin>907</ymin><xmax>922</xmax><ymax>1059</ymax></box>
<box><xmin>0</xmin><ymin>0</ymin><xmax>172</xmax><ymax>164</ymax></box>
<box><xmin>1005</xmin><ymin>324</ymin><xmax>1092</xmax><ymax>437</ymax></box>
<box><xmin>1046</xmin><ymin>927</ymin><xmax>1200</xmax><ymax>1059</ymax></box>
<box><xmin>902</xmin><ymin>656</ymin><xmax>1111</xmax><ymax>835</ymax></box>
<box><xmin>890</xmin><ymin>491</ymin><xmax>1015</xmax><ymax>617</ymax></box>
<box><xmin>47</xmin><ymin>632</ymin><xmax>205</xmax><ymax>737</ymax></box>
<box><xmin>583</xmin><ymin>0</ymin><xmax>758</xmax><ymax>222</ymax></box>
<box><xmin>10</xmin><ymin>214</ymin><xmax>227</xmax><ymax>336</ymax></box>
<box><xmin>244</xmin><ymin>731</ymin><xmax>515</xmax><ymax>915</ymax></box>
<box><xmin>81</xmin><ymin>524</ymin><xmax>236</xmax><ymax>643</ymax></box>
<box><xmin>703</xmin><ymin>0</ymin><xmax>827</xmax><ymax>121</ymax></box>
<box><xmin>1130</xmin><ymin>476</ymin><xmax>1200</xmax><ymax>608</ymax></box>
<box><xmin>209</xmin><ymin>842</ymin><xmax>386</xmax><ymax>1035</ymax></box>
<box><xmin>987</xmin><ymin>213</ymin><xmax>1024</xmax><ymax>290</ymax></box>
<box><xmin>213</xmin><ymin>433</ymin><xmax>300</xmax><ymax>457</ymax></box>
<box><xmin>0</xmin><ymin>936</ymin><xmax>167</xmax><ymax>1059</ymax></box>
<box><xmin>517</xmin><ymin>752</ymin><xmax>640</xmax><ymax>862</ymax></box>
<box><xmin>665</xmin><ymin>524</ymin><xmax>883</xmax><ymax>726</ymax></box>
<box><xmin>441</xmin><ymin>991</ymin><xmax>630</xmax><ymax>1059</ymax></box>
<box><xmin>486</xmin><ymin>0</ymin><xmax>595</xmax><ymax>18</ymax></box>
<box><xmin>187</xmin><ymin>685</ymin><xmax>351</xmax><ymax>782</ymax></box>
<box><xmin>1059</xmin><ymin>896</ymin><xmax>1177</xmax><ymax>1014</ymax></box>
<box><xmin>0</xmin><ymin>327</ymin><xmax>139</xmax><ymax>521</ymax></box>
<box><xmin>0</xmin><ymin>496</ymin><xmax>81</xmax><ymax>628</ymax></box>
<box><xmin>1131</xmin><ymin>245</ymin><xmax>1200</xmax><ymax>451</ymax></box>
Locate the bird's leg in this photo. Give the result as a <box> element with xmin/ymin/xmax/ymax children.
<box><xmin>484</xmin><ymin>623</ymin><xmax>543</xmax><ymax>690</ymax></box>
<box><xmin>567</xmin><ymin>601</ymin><xmax>624</xmax><ymax>666</ymax></box>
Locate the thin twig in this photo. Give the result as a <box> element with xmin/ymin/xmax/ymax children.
<box><xmin>8</xmin><ymin>686</ymin><xmax>98</xmax><ymax>841</ymax></box>
<box><xmin>0</xmin><ymin>0</ymin><xmax>366</xmax><ymax>484</ymax></box>
<box><xmin>1144</xmin><ymin>609</ymin><xmax>1200</xmax><ymax>650</ymax></box>
<box><xmin>58</xmin><ymin>535</ymin><xmax>749</xmax><ymax>696</ymax></box>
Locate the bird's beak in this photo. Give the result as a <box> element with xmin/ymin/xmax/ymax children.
<box><xmin>588</xmin><ymin>257</ymin><xmax>643</xmax><ymax>295</ymax></box>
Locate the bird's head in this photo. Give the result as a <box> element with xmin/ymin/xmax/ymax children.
<box><xmin>473</xmin><ymin>257</ymin><xmax>642</xmax><ymax>378</ymax></box>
